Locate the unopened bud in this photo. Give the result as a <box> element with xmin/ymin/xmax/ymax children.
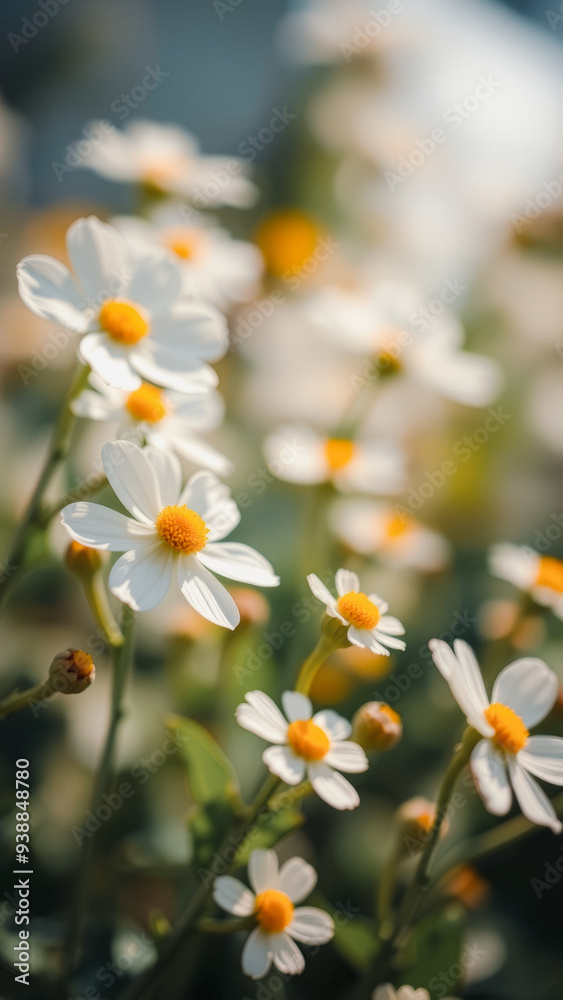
<box><xmin>229</xmin><ymin>587</ymin><xmax>270</xmax><ymax>627</ymax></box>
<box><xmin>48</xmin><ymin>648</ymin><xmax>95</xmax><ymax>694</ymax></box>
<box><xmin>396</xmin><ymin>796</ymin><xmax>449</xmax><ymax>859</ymax></box>
<box><xmin>65</xmin><ymin>540</ymin><xmax>103</xmax><ymax>577</ymax></box>
<box><xmin>352</xmin><ymin>702</ymin><xmax>402</xmax><ymax>753</ymax></box>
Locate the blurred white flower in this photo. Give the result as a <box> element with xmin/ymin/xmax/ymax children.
<box><xmin>308</xmin><ymin>568</ymin><xmax>406</xmax><ymax>656</ymax></box>
<box><xmin>489</xmin><ymin>543</ymin><xmax>563</xmax><ymax>621</ymax></box>
<box><xmin>373</xmin><ymin>985</ymin><xmax>459</xmax><ymax>1000</ymax></box>
<box><xmin>329</xmin><ymin>498</ymin><xmax>450</xmax><ymax>571</ymax></box>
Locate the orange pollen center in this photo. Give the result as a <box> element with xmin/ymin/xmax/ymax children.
<box><xmin>337</xmin><ymin>591</ymin><xmax>381</xmax><ymax>630</ymax></box>
<box><xmin>384</xmin><ymin>512</ymin><xmax>412</xmax><ymax>541</ymax></box>
<box><xmin>324</xmin><ymin>438</ymin><xmax>355</xmax><ymax>471</ymax></box>
<box><xmin>67</xmin><ymin>649</ymin><xmax>95</xmax><ymax>680</ymax></box>
<box><xmin>484</xmin><ymin>702</ymin><xmax>529</xmax><ymax>754</ymax></box>
<box><xmin>125</xmin><ymin>384</ymin><xmax>168</xmax><ymax>423</ymax></box>
<box><xmin>417</xmin><ymin>811</ymin><xmax>435</xmax><ymax>833</ymax></box>
<box><xmin>254</xmin><ymin>889</ymin><xmax>294</xmax><ymax>934</ymax></box>
<box><xmin>155</xmin><ymin>505</ymin><xmax>208</xmax><ymax>555</ymax></box>
<box><xmin>287</xmin><ymin>719</ymin><xmax>330</xmax><ymax>761</ymax></box>
<box><xmin>380</xmin><ymin>704</ymin><xmax>401</xmax><ymax>724</ymax></box>
<box><xmin>99</xmin><ymin>299</ymin><xmax>150</xmax><ymax>345</ymax></box>
<box><xmin>169</xmin><ymin>239</ymin><xmax>195</xmax><ymax>259</ymax></box>
<box><xmin>535</xmin><ymin>556</ymin><xmax>563</xmax><ymax>594</ymax></box>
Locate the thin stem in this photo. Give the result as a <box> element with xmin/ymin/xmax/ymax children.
<box><xmin>83</xmin><ymin>573</ymin><xmax>124</xmax><ymax>647</ymax></box>
<box><xmin>294</xmin><ymin>633</ymin><xmax>342</xmax><ymax>695</ymax></box>
<box><xmin>376</xmin><ymin>846</ymin><xmax>400</xmax><ymax>940</ymax></box>
<box><xmin>0</xmin><ymin>681</ymin><xmax>52</xmax><ymax>718</ymax></box>
<box><xmin>196</xmin><ymin>915</ymin><xmax>257</xmax><ymax>935</ymax></box>
<box><xmin>40</xmin><ymin>473</ymin><xmax>109</xmax><ymax>524</ymax></box>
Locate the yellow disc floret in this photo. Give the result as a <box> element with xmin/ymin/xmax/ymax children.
<box><xmin>484</xmin><ymin>702</ymin><xmax>529</xmax><ymax>754</ymax></box>
<box><xmin>255</xmin><ymin>209</ymin><xmax>321</xmax><ymax>276</ymax></box>
<box><xmin>337</xmin><ymin>591</ymin><xmax>381</xmax><ymax>630</ymax></box>
<box><xmin>254</xmin><ymin>889</ymin><xmax>294</xmax><ymax>934</ymax></box>
<box><xmin>126</xmin><ymin>384</ymin><xmax>168</xmax><ymax>423</ymax></box>
<box><xmin>287</xmin><ymin>719</ymin><xmax>330</xmax><ymax>761</ymax></box>
<box><xmin>535</xmin><ymin>556</ymin><xmax>563</xmax><ymax>594</ymax></box>
<box><xmin>99</xmin><ymin>299</ymin><xmax>150</xmax><ymax>345</ymax></box>
<box><xmin>384</xmin><ymin>511</ymin><xmax>412</xmax><ymax>542</ymax></box>
<box><xmin>155</xmin><ymin>505</ymin><xmax>209</xmax><ymax>555</ymax></box>
<box><xmin>324</xmin><ymin>438</ymin><xmax>355</xmax><ymax>472</ymax></box>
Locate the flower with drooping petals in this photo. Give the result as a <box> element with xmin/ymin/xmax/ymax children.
<box><xmin>308</xmin><ymin>569</ymin><xmax>406</xmax><ymax>656</ymax></box>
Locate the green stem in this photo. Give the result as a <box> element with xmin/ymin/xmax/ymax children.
<box><xmin>83</xmin><ymin>574</ymin><xmax>124</xmax><ymax>647</ymax></box>
<box><xmin>63</xmin><ymin>605</ymin><xmax>135</xmax><ymax>987</ymax></box>
<box><xmin>294</xmin><ymin>633</ymin><xmax>342</xmax><ymax>695</ymax></box>
<box><xmin>196</xmin><ymin>915</ymin><xmax>257</xmax><ymax>935</ymax></box>
<box><xmin>40</xmin><ymin>473</ymin><xmax>109</xmax><ymax>524</ymax></box>
<box><xmin>376</xmin><ymin>846</ymin><xmax>400</xmax><ymax>940</ymax></box>
<box><xmin>0</xmin><ymin>680</ymin><xmax>54</xmax><ymax>718</ymax></box>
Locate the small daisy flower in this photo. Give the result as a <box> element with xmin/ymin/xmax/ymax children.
<box><xmin>329</xmin><ymin>498</ymin><xmax>450</xmax><ymax>572</ymax></box>
<box><xmin>71</xmin><ymin>373</ymin><xmax>232</xmax><ymax>476</ymax></box>
<box><xmin>430</xmin><ymin>638</ymin><xmax>563</xmax><ymax>833</ymax></box>
<box><xmin>307</xmin><ymin>569</ymin><xmax>406</xmax><ymax>656</ymax></box>
<box><xmin>264</xmin><ymin>424</ymin><xmax>405</xmax><ymax>495</ymax></box>
<box><xmin>373</xmin><ymin>985</ymin><xmax>460</xmax><ymax>1000</ymax></box>
<box><xmin>235</xmin><ymin>690</ymin><xmax>368</xmax><ymax>810</ymax></box>
<box><xmin>489</xmin><ymin>543</ymin><xmax>563</xmax><ymax>620</ymax></box>
<box><xmin>60</xmin><ymin>440</ymin><xmax>279</xmax><ymax>626</ymax></box>
<box><xmin>17</xmin><ymin>216</ymin><xmax>228</xmax><ymax>392</ymax></box>
<box><xmin>112</xmin><ymin>207</ymin><xmax>263</xmax><ymax>310</ymax></box>
<box><xmin>80</xmin><ymin>119</ymin><xmax>257</xmax><ymax>206</ymax></box>
<box><xmin>213</xmin><ymin>848</ymin><xmax>334</xmax><ymax>979</ymax></box>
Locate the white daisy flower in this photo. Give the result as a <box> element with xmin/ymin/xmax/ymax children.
<box><xmin>264</xmin><ymin>424</ymin><xmax>406</xmax><ymax>495</ymax></box>
<box><xmin>329</xmin><ymin>498</ymin><xmax>450</xmax><ymax>572</ymax></box>
<box><xmin>71</xmin><ymin>373</ymin><xmax>232</xmax><ymax>476</ymax></box>
<box><xmin>17</xmin><ymin>216</ymin><xmax>228</xmax><ymax>392</ymax></box>
<box><xmin>80</xmin><ymin>119</ymin><xmax>257</xmax><ymax>206</ymax></box>
<box><xmin>112</xmin><ymin>207</ymin><xmax>263</xmax><ymax>310</ymax></box>
<box><xmin>489</xmin><ymin>543</ymin><xmax>563</xmax><ymax>620</ymax></box>
<box><xmin>60</xmin><ymin>440</ymin><xmax>279</xmax><ymax>626</ymax></box>
<box><xmin>373</xmin><ymin>985</ymin><xmax>460</xmax><ymax>1000</ymax></box>
<box><xmin>213</xmin><ymin>848</ymin><xmax>334</xmax><ymax>979</ymax></box>
<box><xmin>235</xmin><ymin>690</ymin><xmax>368</xmax><ymax>810</ymax></box>
<box><xmin>429</xmin><ymin>638</ymin><xmax>563</xmax><ymax>833</ymax></box>
<box><xmin>307</xmin><ymin>569</ymin><xmax>406</xmax><ymax>656</ymax></box>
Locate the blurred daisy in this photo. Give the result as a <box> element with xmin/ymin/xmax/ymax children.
<box><xmin>80</xmin><ymin>119</ymin><xmax>257</xmax><ymax>206</ymax></box>
<box><xmin>71</xmin><ymin>374</ymin><xmax>232</xmax><ymax>475</ymax></box>
<box><xmin>61</xmin><ymin>441</ymin><xmax>279</xmax><ymax>625</ymax></box>
<box><xmin>112</xmin><ymin>207</ymin><xmax>263</xmax><ymax>310</ymax></box>
<box><xmin>489</xmin><ymin>543</ymin><xmax>563</xmax><ymax>620</ymax></box>
<box><xmin>264</xmin><ymin>425</ymin><xmax>405</xmax><ymax>494</ymax></box>
<box><xmin>308</xmin><ymin>569</ymin><xmax>406</xmax><ymax>656</ymax></box>
<box><xmin>213</xmin><ymin>848</ymin><xmax>334</xmax><ymax>979</ymax></box>
<box><xmin>329</xmin><ymin>498</ymin><xmax>450</xmax><ymax>571</ymax></box>
<box><xmin>235</xmin><ymin>690</ymin><xmax>368</xmax><ymax>809</ymax></box>
<box><xmin>430</xmin><ymin>639</ymin><xmax>563</xmax><ymax>833</ymax></box>
<box><xmin>373</xmin><ymin>986</ymin><xmax>459</xmax><ymax>1000</ymax></box>
<box><xmin>17</xmin><ymin>216</ymin><xmax>228</xmax><ymax>392</ymax></box>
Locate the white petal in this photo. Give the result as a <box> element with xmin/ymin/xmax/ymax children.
<box><xmin>377</xmin><ymin>615</ymin><xmax>405</xmax><ymax>636</ymax></box>
<box><xmin>102</xmin><ymin>440</ymin><xmax>162</xmax><ymax>524</ymax></box>
<box><xmin>66</xmin><ymin>216</ymin><xmax>130</xmax><ymax>302</ymax></box>
<box><xmin>288</xmin><ymin>907</ymin><xmax>334</xmax><ymax>945</ymax></box>
<box><xmin>109</xmin><ymin>543</ymin><xmax>173</xmax><ymax>612</ymax></box>
<box><xmin>335</xmin><ymin>568</ymin><xmax>360</xmax><ymax>596</ymax></box>
<box><xmin>470</xmin><ymin>740</ymin><xmax>512</xmax><ymax>816</ymax></box>
<box><xmin>236</xmin><ymin>691</ymin><xmax>288</xmax><ymax>744</ymax></box>
<box><xmin>324</xmin><ymin>741</ymin><xmax>368</xmax><ymax>774</ymax></box>
<box><xmin>308</xmin><ymin>762</ymin><xmax>360</xmax><ymax>810</ymax></box>
<box><xmin>264</xmin><ymin>426</ymin><xmax>326</xmax><ymax>485</ymax></box>
<box><xmin>127</xmin><ymin>253</ymin><xmax>183</xmax><ymax>313</ymax></box>
<box><xmin>16</xmin><ymin>255</ymin><xmax>91</xmax><ymax>332</ymax></box>
<box><xmin>278</xmin><ymin>858</ymin><xmax>317</xmax><ymax>903</ymax></box>
<box><xmin>142</xmin><ymin>445</ymin><xmax>182</xmax><ymax>506</ymax></box>
<box><xmin>198</xmin><ymin>542</ymin><xmax>279</xmax><ymax>587</ymax></box>
<box><xmin>492</xmin><ymin>658</ymin><xmax>558</xmax><ymax>728</ymax></box>
<box><xmin>248</xmin><ymin>849</ymin><xmax>279</xmax><ymax>894</ymax></box>
<box><xmin>429</xmin><ymin>639</ymin><xmax>493</xmax><ymax>735</ymax></box>
<box><xmin>306</xmin><ymin>574</ymin><xmax>341</xmax><ymax>617</ymax></box>
<box><xmin>348</xmin><ymin>627</ymin><xmax>388</xmax><ymax>656</ymax></box>
<box><xmin>518</xmin><ymin>736</ymin><xmax>563</xmax><ymax>785</ymax></box>
<box><xmin>213</xmin><ymin>876</ymin><xmax>255</xmax><ymax>916</ymax></box>
<box><xmin>271</xmin><ymin>932</ymin><xmax>305</xmax><ymax>976</ymax></box>
<box><xmin>372</xmin><ymin>986</ymin><xmax>397</xmax><ymax>1000</ymax></box>
<box><xmin>312</xmin><ymin>710</ymin><xmax>352</xmax><ymax>742</ymax></box>
<box><xmin>418</xmin><ymin>348</ymin><xmax>503</xmax><ymax>407</ymax></box>
<box><xmin>166</xmin><ymin>430</ymin><xmax>233</xmax><ymax>476</ymax></box>
<box><xmin>508</xmin><ymin>758</ymin><xmax>562</xmax><ymax>833</ymax></box>
<box><xmin>371</xmin><ymin>629</ymin><xmax>406</xmax><ymax>651</ymax></box>
<box><xmin>60</xmin><ymin>502</ymin><xmax>156</xmax><ymax>551</ymax></box>
<box><xmin>281</xmin><ymin>691</ymin><xmax>312</xmax><ymax>723</ymax></box>
<box><xmin>150</xmin><ymin>300</ymin><xmax>229</xmax><ymax>361</ymax></box>
<box><xmin>453</xmin><ymin>639</ymin><xmax>491</xmax><ymax>713</ymax></box>
<box><xmin>79</xmin><ymin>333</ymin><xmax>141</xmax><ymax>392</ymax></box>
<box><xmin>262</xmin><ymin>745</ymin><xmax>305</xmax><ymax>785</ymax></box>
<box><xmin>131</xmin><ymin>348</ymin><xmax>218</xmax><ymax>393</ymax></box>
<box><xmin>179</xmin><ymin>471</ymin><xmax>240</xmax><ymax>540</ymax></box>
<box><xmin>71</xmin><ymin>388</ymin><xmax>122</xmax><ymax>421</ymax></box>
<box><xmin>241</xmin><ymin>927</ymin><xmax>272</xmax><ymax>979</ymax></box>
<box><xmin>177</xmin><ymin>554</ymin><xmax>240</xmax><ymax>629</ymax></box>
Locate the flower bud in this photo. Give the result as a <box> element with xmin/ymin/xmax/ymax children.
<box><xmin>65</xmin><ymin>540</ymin><xmax>104</xmax><ymax>578</ymax></box>
<box><xmin>396</xmin><ymin>797</ymin><xmax>449</xmax><ymax>859</ymax></box>
<box><xmin>229</xmin><ymin>588</ymin><xmax>270</xmax><ymax>627</ymax></box>
<box><xmin>48</xmin><ymin>648</ymin><xmax>95</xmax><ymax>694</ymax></box>
<box><xmin>352</xmin><ymin>702</ymin><xmax>402</xmax><ymax>753</ymax></box>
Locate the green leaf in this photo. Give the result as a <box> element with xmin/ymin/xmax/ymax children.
<box><xmin>398</xmin><ymin>903</ymin><xmax>466</xmax><ymax>999</ymax></box>
<box><xmin>166</xmin><ymin>714</ymin><xmax>240</xmax><ymax>805</ymax></box>
<box><xmin>332</xmin><ymin>916</ymin><xmax>379</xmax><ymax>972</ymax></box>
<box><xmin>235</xmin><ymin>806</ymin><xmax>304</xmax><ymax>867</ymax></box>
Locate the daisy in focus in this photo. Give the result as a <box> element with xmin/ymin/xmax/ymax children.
<box><xmin>264</xmin><ymin>424</ymin><xmax>405</xmax><ymax>494</ymax></box>
<box><xmin>308</xmin><ymin>569</ymin><xmax>406</xmax><ymax>655</ymax></box>
<box><xmin>17</xmin><ymin>216</ymin><xmax>228</xmax><ymax>392</ymax></box>
<box><xmin>489</xmin><ymin>543</ymin><xmax>563</xmax><ymax>620</ymax></box>
<box><xmin>213</xmin><ymin>848</ymin><xmax>334</xmax><ymax>979</ymax></box>
<box><xmin>79</xmin><ymin>119</ymin><xmax>257</xmax><ymax>206</ymax></box>
<box><xmin>235</xmin><ymin>690</ymin><xmax>368</xmax><ymax>809</ymax></box>
<box><xmin>430</xmin><ymin>638</ymin><xmax>563</xmax><ymax>833</ymax></box>
<box><xmin>71</xmin><ymin>374</ymin><xmax>232</xmax><ymax>475</ymax></box>
<box><xmin>329</xmin><ymin>498</ymin><xmax>450</xmax><ymax>572</ymax></box>
<box><xmin>60</xmin><ymin>441</ymin><xmax>279</xmax><ymax>625</ymax></box>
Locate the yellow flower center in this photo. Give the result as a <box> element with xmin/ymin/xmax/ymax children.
<box><xmin>66</xmin><ymin>649</ymin><xmax>95</xmax><ymax>681</ymax></box>
<box><xmin>125</xmin><ymin>384</ymin><xmax>168</xmax><ymax>423</ymax></box>
<box><xmin>375</xmin><ymin>348</ymin><xmax>402</xmax><ymax>375</ymax></box>
<box><xmin>163</xmin><ymin>227</ymin><xmax>204</xmax><ymax>260</ymax></box>
<box><xmin>484</xmin><ymin>702</ymin><xmax>529</xmax><ymax>754</ymax></box>
<box><xmin>99</xmin><ymin>299</ymin><xmax>150</xmax><ymax>345</ymax></box>
<box><xmin>379</xmin><ymin>704</ymin><xmax>401</xmax><ymax>724</ymax></box>
<box><xmin>141</xmin><ymin>157</ymin><xmax>187</xmax><ymax>190</ymax></box>
<box><xmin>324</xmin><ymin>438</ymin><xmax>355</xmax><ymax>471</ymax></box>
<box><xmin>384</xmin><ymin>512</ymin><xmax>412</xmax><ymax>542</ymax></box>
<box><xmin>155</xmin><ymin>505</ymin><xmax>209</xmax><ymax>555</ymax></box>
<box><xmin>255</xmin><ymin>209</ymin><xmax>321</xmax><ymax>276</ymax></box>
<box><xmin>337</xmin><ymin>591</ymin><xmax>381</xmax><ymax>630</ymax></box>
<box><xmin>287</xmin><ymin>719</ymin><xmax>330</xmax><ymax>761</ymax></box>
<box><xmin>254</xmin><ymin>889</ymin><xmax>294</xmax><ymax>934</ymax></box>
<box><xmin>416</xmin><ymin>811</ymin><xmax>435</xmax><ymax>833</ymax></box>
<box><xmin>535</xmin><ymin>556</ymin><xmax>563</xmax><ymax>594</ymax></box>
